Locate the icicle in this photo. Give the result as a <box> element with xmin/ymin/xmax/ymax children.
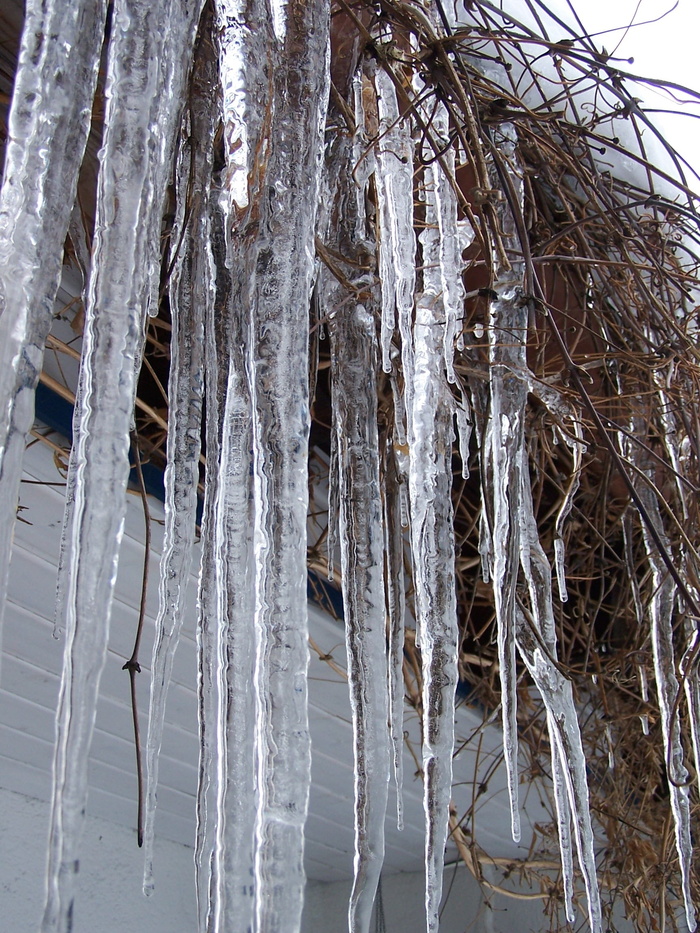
<box><xmin>681</xmin><ymin>630</ymin><xmax>700</xmax><ymax>789</ymax></box>
<box><xmin>655</xmin><ymin>380</ymin><xmax>700</xmax><ymax>789</ymax></box>
<box><xmin>516</xmin><ymin>441</ymin><xmax>601</xmax><ymax>931</ymax></box>
<box><xmin>479</xmin><ymin>510</ymin><xmax>491</xmax><ymax>584</ymax></box>
<box><xmin>373</xmin><ymin>63</ymin><xmax>416</xmax><ymax>379</ymax></box>
<box><xmin>214</xmin><ymin>337</ymin><xmax>256</xmax><ymax>933</ymax></box>
<box><xmin>194</xmin><ymin>185</ymin><xmax>231</xmax><ymax>931</ymax></box>
<box><xmin>230</xmin><ymin>6</ymin><xmax>330</xmax><ymax>930</ymax></box>
<box><xmin>485</xmin><ymin>282</ymin><xmax>526</xmax><ymax>845</ymax></box>
<box><xmin>54</xmin><ymin>333</ymin><xmax>89</xmax><ymax>642</ymax></box>
<box><xmin>477</xmin><ymin>119</ymin><xmax>602</xmax><ymax>927</ymax></box>
<box><xmin>143</xmin><ymin>35</ymin><xmax>215</xmax><ymax>896</ymax></box>
<box><xmin>195</xmin><ymin>410</ymin><xmax>224</xmax><ymax>933</ymax></box>
<box><xmin>42</xmin><ymin>2</ymin><xmax>203</xmax><ymax>928</ymax></box>
<box><xmin>193</xmin><ymin>4</ymin><xmax>282</xmax><ymax>928</ymax></box>
<box><xmin>515</xmin><ymin>608</ymin><xmax>603</xmax><ymax>933</ymax></box>
<box><xmin>455</xmin><ymin>398</ymin><xmax>473</xmax><ymax>480</ymax></box>
<box><xmin>549</xmin><ymin>714</ymin><xmax>575</xmax><ymax>924</ymax></box>
<box><xmin>0</xmin><ymin>0</ymin><xmax>108</xmax><ymax>661</ymax></box>
<box><xmin>479</xmin><ymin>122</ymin><xmax>532</xmax><ymax>844</ymax></box>
<box><xmin>327</xmin><ymin>427</ymin><xmax>339</xmax><ymax>582</ymax></box>
<box><xmin>412</xmin><ymin>90</ymin><xmax>460</xmax><ymax>933</ymax></box>
<box><xmin>323</xmin><ymin>98</ymin><xmax>393</xmax><ymax>929</ymax></box>
<box><xmin>630</xmin><ymin>440</ymin><xmax>697</xmax><ymax>933</ymax></box>
<box><xmin>328</xmin><ymin>293</ymin><xmax>389</xmax><ymax>933</ymax></box>
<box><xmin>384</xmin><ymin>448</ymin><xmax>406</xmax><ymax>830</ymax></box>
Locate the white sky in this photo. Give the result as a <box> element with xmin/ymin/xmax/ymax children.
<box><xmin>550</xmin><ymin>0</ymin><xmax>700</xmax><ymax>181</ymax></box>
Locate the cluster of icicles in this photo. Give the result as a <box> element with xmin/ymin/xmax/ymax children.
<box><xmin>0</xmin><ymin>0</ymin><xmax>697</xmax><ymax>932</ymax></box>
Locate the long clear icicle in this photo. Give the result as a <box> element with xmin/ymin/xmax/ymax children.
<box><xmin>143</xmin><ymin>37</ymin><xmax>214</xmax><ymax>895</ymax></box>
<box><xmin>0</xmin><ymin>0</ymin><xmax>108</xmax><ymax>660</ymax></box>
<box><xmin>195</xmin><ymin>193</ymin><xmax>230</xmax><ymax>932</ymax></box>
<box><xmin>323</xmin><ymin>126</ymin><xmax>390</xmax><ymax>931</ymax></box>
<box><xmin>212</xmin><ymin>297</ymin><xmax>255</xmax><ymax>933</ymax></box>
<box><xmin>235</xmin><ymin>6</ymin><xmax>330</xmax><ymax>930</ymax></box>
<box><xmin>412</xmin><ymin>92</ymin><xmax>461</xmax><ymax>933</ymax></box>
<box><xmin>483</xmin><ymin>124</ymin><xmax>526</xmax><ymax>846</ymax></box>
<box><xmin>42</xmin><ymin>3</ymin><xmax>202</xmax><ymax>928</ymax></box>
<box><xmin>628</xmin><ymin>430</ymin><xmax>697</xmax><ymax>933</ymax></box>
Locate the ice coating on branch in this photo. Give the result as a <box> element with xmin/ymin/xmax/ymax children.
<box><xmin>455</xmin><ymin>398</ymin><xmax>473</xmax><ymax>479</ymax></box>
<box><xmin>0</xmin><ymin>0</ymin><xmax>108</xmax><ymax>663</ymax></box>
<box><xmin>143</xmin><ymin>43</ymin><xmax>214</xmax><ymax>896</ymax></box>
<box><xmin>426</xmin><ymin>116</ymin><xmax>472</xmax><ymax>385</ymax></box>
<box><xmin>413</xmin><ymin>96</ymin><xmax>460</xmax><ymax>933</ymax></box>
<box><xmin>374</xmin><ymin>64</ymin><xmax>416</xmax><ymax>377</ymax></box>
<box><xmin>553</xmin><ymin>420</ymin><xmax>584</xmax><ymax>603</ymax></box>
<box><xmin>42</xmin><ymin>3</ymin><xmax>202</xmax><ymax>928</ymax></box>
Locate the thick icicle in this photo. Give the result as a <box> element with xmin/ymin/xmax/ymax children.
<box><xmin>42</xmin><ymin>3</ymin><xmax>203</xmax><ymax>929</ymax></box>
<box><xmin>143</xmin><ymin>32</ymin><xmax>214</xmax><ymax>895</ymax></box>
<box><xmin>190</xmin><ymin>3</ymin><xmax>280</xmax><ymax>927</ymax></box>
<box><xmin>412</xmin><ymin>96</ymin><xmax>461</xmax><ymax>933</ymax></box>
<box><xmin>212</xmin><ymin>302</ymin><xmax>255</xmax><ymax>933</ymax></box>
<box><xmin>323</xmin><ymin>123</ymin><xmax>390</xmax><ymax>931</ymax></box>
<box><xmin>629</xmin><ymin>436</ymin><xmax>696</xmax><ymax>933</ymax></box>
<box><xmin>0</xmin><ymin>0</ymin><xmax>108</xmax><ymax>658</ymax></box>
<box><xmin>374</xmin><ymin>64</ymin><xmax>416</xmax><ymax>380</ymax></box>
<box><xmin>235</xmin><ymin>5</ymin><xmax>330</xmax><ymax>930</ymax></box>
